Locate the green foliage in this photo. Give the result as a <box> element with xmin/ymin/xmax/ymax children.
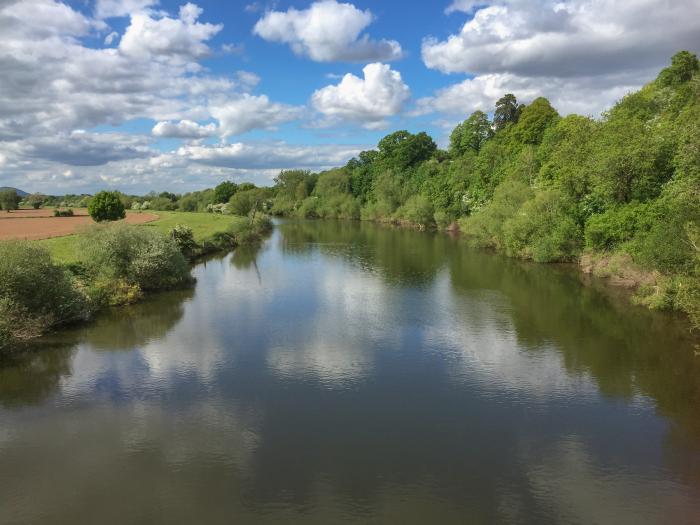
<box><xmin>460</xmin><ymin>179</ymin><xmax>533</xmax><ymax>249</ymax></box>
<box><xmin>512</xmin><ymin>97</ymin><xmax>559</xmax><ymax>145</ymax></box>
<box><xmin>228</xmin><ymin>188</ymin><xmax>266</xmax><ymax>216</ymax></box>
<box><xmin>88</xmin><ymin>191</ymin><xmax>126</xmax><ymax>222</ymax></box>
<box><xmin>377</xmin><ymin>131</ymin><xmax>437</xmax><ymax>170</ymax></box>
<box><xmin>0</xmin><ymin>189</ymin><xmax>21</xmax><ymax>212</ymax></box>
<box><xmin>0</xmin><ymin>242</ymin><xmax>88</xmax><ymax>349</ymax></box>
<box><xmin>213</xmin><ymin>181</ymin><xmax>238</xmax><ymax>204</ymax></box>
<box><xmin>170</xmin><ymin>224</ymin><xmax>197</xmax><ymax>258</ymax></box>
<box><xmin>493</xmin><ymin>93</ymin><xmax>521</xmax><ymax>131</ymax></box>
<box><xmin>584</xmin><ymin>203</ymin><xmax>651</xmax><ymax>251</ymax></box>
<box><xmin>53</xmin><ymin>208</ymin><xmax>74</xmax><ymax>217</ymax></box>
<box><xmin>657</xmin><ymin>51</ymin><xmax>699</xmax><ymax>87</ymax></box>
<box><xmin>395</xmin><ymin>195</ymin><xmax>434</xmax><ymax>228</ymax></box>
<box><xmin>26</xmin><ymin>193</ymin><xmax>47</xmax><ymax>209</ymax></box>
<box><xmin>77</xmin><ymin>224</ymin><xmax>192</xmax><ymax>294</ymax></box>
<box><xmin>450</xmin><ymin>111</ymin><xmax>493</xmax><ymax>155</ymax></box>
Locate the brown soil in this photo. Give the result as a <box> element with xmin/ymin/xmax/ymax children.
<box><xmin>0</xmin><ymin>209</ymin><xmax>159</xmax><ymax>240</ymax></box>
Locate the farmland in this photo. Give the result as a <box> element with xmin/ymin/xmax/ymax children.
<box><xmin>0</xmin><ymin>209</ymin><xmax>158</xmax><ymax>241</ymax></box>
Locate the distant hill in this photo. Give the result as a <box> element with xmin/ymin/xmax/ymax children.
<box><xmin>0</xmin><ymin>187</ymin><xmax>29</xmax><ymax>197</ymax></box>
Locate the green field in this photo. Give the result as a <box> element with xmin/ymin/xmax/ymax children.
<box><xmin>37</xmin><ymin>211</ymin><xmax>246</xmax><ymax>264</ymax></box>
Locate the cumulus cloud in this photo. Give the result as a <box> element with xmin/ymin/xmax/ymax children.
<box><xmin>119</xmin><ymin>3</ymin><xmax>223</xmax><ymax>63</ymax></box>
<box><xmin>420</xmin><ymin>0</ymin><xmax>700</xmax><ymax>118</ymax></box>
<box><xmin>253</xmin><ymin>0</ymin><xmax>402</xmax><ymax>62</ymax></box>
<box><xmin>209</xmin><ymin>95</ymin><xmax>302</xmax><ymax>138</ymax></box>
<box><xmin>174</xmin><ymin>141</ymin><xmax>364</xmax><ymax>170</ymax></box>
<box><xmin>414</xmin><ymin>69</ymin><xmax>650</xmax><ymax>118</ymax></box>
<box><xmin>94</xmin><ymin>0</ymin><xmax>157</xmax><ymax>19</ymax></box>
<box><xmin>311</xmin><ymin>63</ymin><xmax>410</xmax><ymax>129</ymax></box>
<box><xmin>423</xmin><ymin>1</ymin><xmax>700</xmax><ymax>77</ymax></box>
<box><xmin>152</xmin><ymin>120</ymin><xmax>217</xmax><ymax>139</ymax></box>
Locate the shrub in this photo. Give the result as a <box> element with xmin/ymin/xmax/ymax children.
<box><xmin>584</xmin><ymin>203</ymin><xmax>652</xmax><ymax>251</ymax></box>
<box><xmin>88</xmin><ymin>191</ymin><xmax>126</xmax><ymax>222</ymax></box>
<box><xmin>0</xmin><ymin>190</ymin><xmax>20</xmax><ymax>212</ymax></box>
<box><xmin>502</xmin><ymin>190</ymin><xmax>582</xmax><ymax>262</ymax></box>
<box><xmin>459</xmin><ymin>179</ymin><xmax>533</xmax><ymax>249</ymax></box>
<box><xmin>0</xmin><ymin>242</ymin><xmax>88</xmax><ymax>350</ymax></box>
<box><xmin>77</xmin><ymin>224</ymin><xmax>192</xmax><ymax>295</ymax></box>
<box><xmin>170</xmin><ymin>224</ymin><xmax>197</xmax><ymax>258</ymax></box>
<box><xmin>53</xmin><ymin>208</ymin><xmax>74</xmax><ymax>217</ymax></box>
<box><xmin>395</xmin><ymin>195</ymin><xmax>434</xmax><ymax>228</ymax></box>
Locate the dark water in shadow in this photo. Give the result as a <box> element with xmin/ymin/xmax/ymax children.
<box><xmin>1</xmin><ymin>220</ymin><xmax>699</xmax><ymax>524</ymax></box>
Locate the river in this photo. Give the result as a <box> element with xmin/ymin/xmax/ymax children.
<box><xmin>1</xmin><ymin>220</ymin><xmax>699</xmax><ymax>524</ymax></box>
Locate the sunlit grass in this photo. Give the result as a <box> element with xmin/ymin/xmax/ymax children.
<box><xmin>36</xmin><ymin>211</ymin><xmax>245</xmax><ymax>264</ymax></box>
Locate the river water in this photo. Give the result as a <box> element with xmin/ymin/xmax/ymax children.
<box><xmin>1</xmin><ymin>220</ymin><xmax>699</xmax><ymax>524</ymax></box>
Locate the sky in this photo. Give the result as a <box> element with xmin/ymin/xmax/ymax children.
<box><xmin>0</xmin><ymin>0</ymin><xmax>698</xmax><ymax>195</ymax></box>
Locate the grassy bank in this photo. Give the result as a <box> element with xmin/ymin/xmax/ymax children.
<box><xmin>1</xmin><ymin>214</ymin><xmax>272</xmax><ymax>352</ymax></box>
<box><xmin>38</xmin><ymin>211</ymin><xmax>248</xmax><ymax>264</ymax></box>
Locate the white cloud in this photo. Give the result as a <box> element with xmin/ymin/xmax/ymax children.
<box><xmin>174</xmin><ymin>141</ymin><xmax>364</xmax><ymax>170</ymax></box>
<box><xmin>209</xmin><ymin>95</ymin><xmax>302</xmax><ymax>138</ymax></box>
<box><xmin>152</xmin><ymin>120</ymin><xmax>217</xmax><ymax>139</ymax></box>
<box><xmin>94</xmin><ymin>0</ymin><xmax>157</xmax><ymax>19</ymax></box>
<box><xmin>444</xmin><ymin>1</ymin><xmax>483</xmax><ymax>15</ymax></box>
<box><xmin>103</xmin><ymin>31</ymin><xmax>119</xmax><ymax>45</ymax></box>
<box><xmin>414</xmin><ymin>69</ymin><xmax>648</xmax><ymax>117</ymax></box>
<box><xmin>420</xmin><ymin>0</ymin><xmax>700</xmax><ymax>118</ymax></box>
<box><xmin>20</xmin><ymin>131</ymin><xmax>153</xmax><ymax>166</ymax></box>
<box><xmin>119</xmin><ymin>3</ymin><xmax>222</xmax><ymax>63</ymax></box>
<box><xmin>253</xmin><ymin>0</ymin><xmax>402</xmax><ymax>62</ymax></box>
<box><xmin>312</xmin><ymin>63</ymin><xmax>410</xmax><ymax>129</ymax></box>
<box><xmin>423</xmin><ymin>1</ymin><xmax>700</xmax><ymax>77</ymax></box>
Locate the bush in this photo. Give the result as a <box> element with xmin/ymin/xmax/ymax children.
<box><xmin>88</xmin><ymin>191</ymin><xmax>126</xmax><ymax>222</ymax></box>
<box><xmin>53</xmin><ymin>208</ymin><xmax>74</xmax><ymax>217</ymax></box>
<box><xmin>77</xmin><ymin>224</ymin><xmax>192</xmax><ymax>296</ymax></box>
<box><xmin>395</xmin><ymin>195</ymin><xmax>434</xmax><ymax>228</ymax></box>
<box><xmin>0</xmin><ymin>242</ymin><xmax>88</xmax><ymax>350</ymax></box>
<box><xmin>502</xmin><ymin>190</ymin><xmax>582</xmax><ymax>262</ymax></box>
<box><xmin>0</xmin><ymin>190</ymin><xmax>20</xmax><ymax>212</ymax></box>
<box><xmin>170</xmin><ymin>224</ymin><xmax>197</xmax><ymax>258</ymax></box>
<box><xmin>584</xmin><ymin>203</ymin><xmax>652</xmax><ymax>251</ymax></box>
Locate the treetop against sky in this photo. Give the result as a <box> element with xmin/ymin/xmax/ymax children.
<box><xmin>0</xmin><ymin>0</ymin><xmax>698</xmax><ymax>194</ymax></box>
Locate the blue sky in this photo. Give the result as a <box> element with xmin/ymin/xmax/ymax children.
<box><xmin>1</xmin><ymin>0</ymin><xmax>698</xmax><ymax>194</ymax></box>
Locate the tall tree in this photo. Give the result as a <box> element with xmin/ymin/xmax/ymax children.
<box><xmin>0</xmin><ymin>190</ymin><xmax>20</xmax><ymax>212</ymax></box>
<box><xmin>450</xmin><ymin>110</ymin><xmax>493</xmax><ymax>155</ymax></box>
<box><xmin>493</xmin><ymin>94</ymin><xmax>521</xmax><ymax>131</ymax></box>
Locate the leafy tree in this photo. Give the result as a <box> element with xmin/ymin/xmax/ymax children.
<box><xmin>657</xmin><ymin>50</ymin><xmax>699</xmax><ymax>87</ymax></box>
<box><xmin>450</xmin><ymin>110</ymin><xmax>493</xmax><ymax>155</ymax></box>
<box><xmin>213</xmin><ymin>181</ymin><xmax>238</xmax><ymax>204</ymax></box>
<box><xmin>512</xmin><ymin>97</ymin><xmax>559</xmax><ymax>145</ymax></box>
<box><xmin>0</xmin><ymin>189</ymin><xmax>20</xmax><ymax>212</ymax></box>
<box><xmin>229</xmin><ymin>188</ymin><xmax>266</xmax><ymax>216</ymax></box>
<box><xmin>88</xmin><ymin>191</ymin><xmax>126</xmax><ymax>222</ymax></box>
<box><xmin>493</xmin><ymin>94</ymin><xmax>521</xmax><ymax>131</ymax></box>
<box><xmin>314</xmin><ymin>169</ymin><xmax>350</xmax><ymax>197</ymax></box>
<box><xmin>26</xmin><ymin>193</ymin><xmax>47</xmax><ymax>209</ymax></box>
<box><xmin>378</xmin><ymin>131</ymin><xmax>437</xmax><ymax>170</ymax></box>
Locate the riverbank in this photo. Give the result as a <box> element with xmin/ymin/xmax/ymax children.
<box><xmin>0</xmin><ymin>214</ymin><xmax>273</xmax><ymax>353</ymax></box>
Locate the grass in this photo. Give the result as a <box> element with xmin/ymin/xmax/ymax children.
<box><xmin>36</xmin><ymin>211</ymin><xmax>247</xmax><ymax>264</ymax></box>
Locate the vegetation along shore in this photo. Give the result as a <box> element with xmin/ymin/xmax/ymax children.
<box><xmin>1</xmin><ymin>51</ymin><xmax>699</xmax><ymax>350</ymax></box>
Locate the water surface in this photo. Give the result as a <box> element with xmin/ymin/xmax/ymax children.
<box><xmin>1</xmin><ymin>220</ymin><xmax>699</xmax><ymax>524</ymax></box>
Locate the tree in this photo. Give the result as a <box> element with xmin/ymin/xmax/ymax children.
<box><xmin>493</xmin><ymin>94</ymin><xmax>521</xmax><ymax>131</ymax></box>
<box><xmin>377</xmin><ymin>131</ymin><xmax>437</xmax><ymax>170</ymax></box>
<box><xmin>512</xmin><ymin>97</ymin><xmax>559</xmax><ymax>145</ymax></box>
<box><xmin>213</xmin><ymin>181</ymin><xmax>238</xmax><ymax>204</ymax></box>
<box><xmin>88</xmin><ymin>191</ymin><xmax>126</xmax><ymax>222</ymax></box>
<box><xmin>657</xmin><ymin>50</ymin><xmax>699</xmax><ymax>87</ymax></box>
<box><xmin>229</xmin><ymin>188</ymin><xmax>267</xmax><ymax>216</ymax></box>
<box><xmin>0</xmin><ymin>190</ymin><xmax>20</xmax><ymax>212</ymax></box>
<box><xmin>450</xmin><ymin>110</ymin><xmax>493</xmax><ymax>155</ymax></box>
<box><xmin>26</xmin><ymin>193</ymin><xmax>47</xmax><ymax>209</ymax></box>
